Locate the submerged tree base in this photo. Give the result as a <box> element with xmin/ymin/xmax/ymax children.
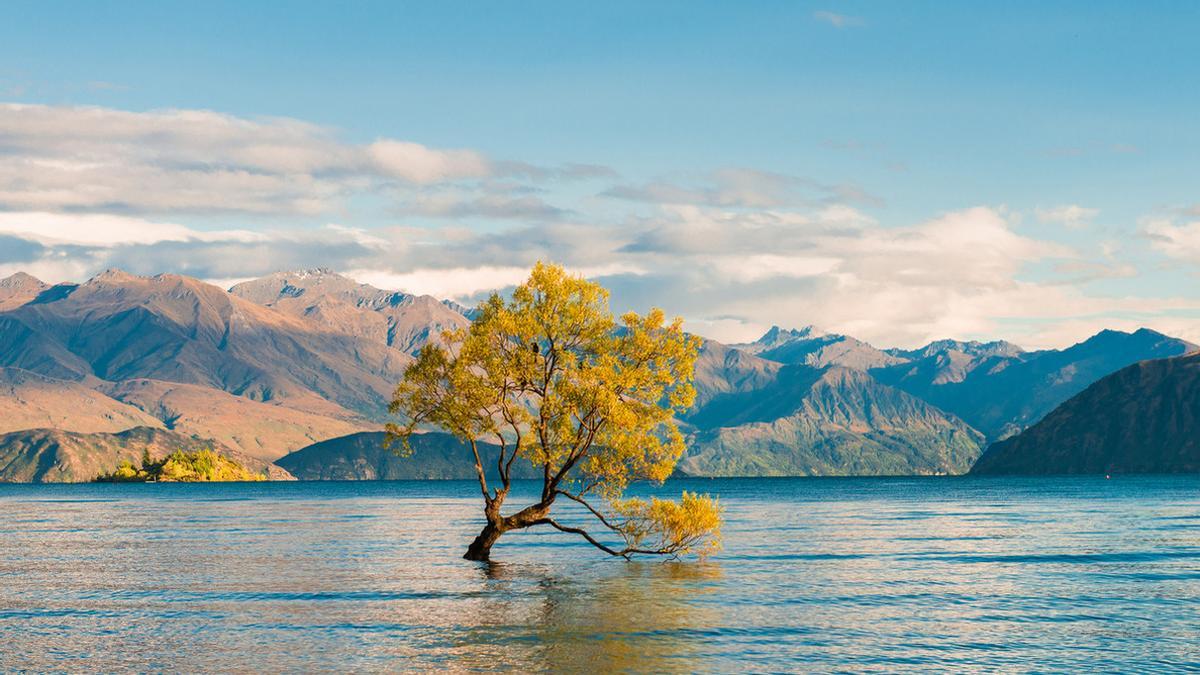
<box><xmin>464</xmin><ymin>523</ymin><xmax>505</xmax><ymax>561</ymax></box>
<box><xmin>458</xmin><ymin>489</ymin><xmax>722</xmax><ymax>562</ymax></box>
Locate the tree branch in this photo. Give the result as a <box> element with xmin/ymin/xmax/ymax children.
<box><xmin>555</xmin><ymin>489</ymin><xmax>623</xmax><ymax>533</ymax></box>
<box><xmin>548</xmin><ymin>418</ymin><xmax>602</xmax><ymax>492</ymax></box>
<box><xmin>534</xmin><ymin>518</ymin><xmax>678</xmax><ymax>560</ymax></box>
<box><xmin>466</xmin><ymin>437</ymin><xmax>490</xmax><ymax>502</ymax></box>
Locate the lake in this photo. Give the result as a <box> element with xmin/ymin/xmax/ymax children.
<box><xmin>1</xmin><ymin>476</ymin><xmax>1198</xmax><ymax>672</ymax></box>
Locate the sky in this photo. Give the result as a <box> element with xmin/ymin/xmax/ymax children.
<box><xmin>1</xmin><ymin>1</ymin><xmax>1198</xmax><ymax>348</ymax></box>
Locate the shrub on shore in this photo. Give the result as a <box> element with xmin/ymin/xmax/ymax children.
<box><xmin>96</xmin><ymin>448</ymin><xmax>266</xmax><ymax>482</ymax></box>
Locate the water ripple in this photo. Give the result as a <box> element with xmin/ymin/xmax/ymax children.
<box><xmin>1</xmin><ymin>476</ymin><xmax>1198</xmax><ymax>672</ymax></box>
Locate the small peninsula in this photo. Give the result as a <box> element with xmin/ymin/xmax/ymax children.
<box><xmin>95</xmin><ymin>449</ymin><xmax>267</xmax><ymax>483</ymax></box>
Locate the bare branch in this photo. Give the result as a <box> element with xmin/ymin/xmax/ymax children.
<box><xmin>555</xmin><ymin>489</ymin><xmax>622</xmax><ymax>532</ymax></box>
<box><xmin>534</xmin><ymin>518</ymin><xmax>683</xmax><ymax>560</ymax></box>
<box><xmin>467</xmin><ymin>438</ymin><xmax>490</xmax><ymax>502</ymax></box>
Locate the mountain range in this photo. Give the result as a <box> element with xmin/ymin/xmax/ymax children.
<box><xmin>0</xmin><ymin>268</ymin><xmax>1193</xmax><ymax>481</ymax></box>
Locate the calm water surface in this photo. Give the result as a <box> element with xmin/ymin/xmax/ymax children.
<box><xmin>1</xmin><ymin>477</ymin><xmax>1198</xmax><ymax>672</ymax></box>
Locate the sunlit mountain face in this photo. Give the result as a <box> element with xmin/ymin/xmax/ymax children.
<box><xmin>0</xmin><ymin>268</ymin><xmax>1192</xmax><ymax>480</ymax></box>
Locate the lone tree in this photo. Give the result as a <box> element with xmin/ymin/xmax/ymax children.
<box><xmin>388</xmin><ymin>262</ymin><xmax>721</xmax><ymax>561</ymax></box>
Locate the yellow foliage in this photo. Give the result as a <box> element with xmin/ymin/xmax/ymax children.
<box><xmin>107</xmin><ymin>460</ymin><xmax>143</xmax><ymax>481</ymax></box>
<box><xmin>96</xmin><ymin>448</ymin><xmax>265</xmax><ymax>482</ymax></box>
<box><xmin>389</xmin><ymin>261</ymin><xmax>721</xmax><ymax>559</ymax></box>
<box><xmin>611</xmin><ymin>492</ymin><xmax>724</xmax><ymax>558</ymax></box>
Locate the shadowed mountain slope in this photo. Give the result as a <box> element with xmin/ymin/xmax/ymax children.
<box><xmin>971</xmin><ymin>352</ymin><xmax>1200</xmax><ymax>475</ymax></box>
<box><xmin>276</xmin><ymin>431</ymin><xmax>542</xmax><ymax>481</ymax></box>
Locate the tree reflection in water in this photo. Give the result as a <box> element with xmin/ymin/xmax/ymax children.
<box><xmin>447</xmin><ymin>560</ymin><xmax>724</xmax><ymax>672</ymax></box>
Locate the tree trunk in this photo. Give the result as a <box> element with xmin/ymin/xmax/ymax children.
<box><xmin>463</xmin><ymin>521</ymin><xmax>505</xmax><ymax>561</ymax></box>
<box><xmin>463</xmin><ymin>499</ymin><xmax>552</xmax><ymax>561</ymax></box>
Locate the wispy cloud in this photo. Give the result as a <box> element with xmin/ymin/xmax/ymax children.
<box><xmin>813</xmin><ymin>10</ymin><xmax>863</xmax><ymax>28</ymax></box>
<box><xmin>4</xmin><ymin>202</ymin><xmax>1167</xmax><ymax>348</ymax></box>
<box><xmin>85</xmin><ymin>80</ymin><xmax>129</xmax><ymax>92</ymax></box>
<box><xmin>397</xmin><ymin>192</ymin><xmax>572</xmax><ymax>221</ymax></box>
<box><xmin>602</xmin><ymin>168</ymin><xmax>882</xmax><ymax>209</ymax></box>
<box><xmin>1142</xmin><ymin>214</ymin><xmax>1200</xmax><ymax>264</ymax></box>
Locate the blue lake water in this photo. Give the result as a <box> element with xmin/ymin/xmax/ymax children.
<box><xmin>1</xmin><ymin>476</ymin><xmax>1199</xmax><ymax>672</ymax></box>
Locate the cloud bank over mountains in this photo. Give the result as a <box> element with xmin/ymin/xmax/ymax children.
<box><xmin>0</xmin><ymin>102</ymin><xmax>1197</xmax><ymax>348</ymax></box>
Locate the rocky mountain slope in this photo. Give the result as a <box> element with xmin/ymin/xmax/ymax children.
<box><xmin>98</xmin><ymin>379</ymin><xmax>370</xmax><ymax>461</ymax></box>
<box><xmin>0</xmin><ymin>272</ymin><xmax>50</xmax><ymax>311</ymax></box>
<box><xmin>230</xmin><ymin>268</ymin><xmax>469</xmax><ymax>355</ymax></box>
<box><xmin>691</xmin><ymin>339</ymin><xmax>782</xmax><ymax>408</ymax></box>
<box><xmin>0</xmin><ymin>368</ymin><xmax>164</xmax><ymax>434</ymax></box>
<box><xmin>0</xmin><ymin>270</ymin><xmax>395</xmax><ymax>469</ymax></box>
<box><xmin>0</xmin><ymin>270</ymin><xmax>410</xmax><ymax>420</ymax></box>
<box><xmin>873</xmin><ymin>328</ymin><xmax>1195</xmax><ymax>440</ymax></box>
<box><xmin>276</xmin><ymin>431</ymin><xmax>541</xmax><ymax>481</ymax></box>
<box><xmin>0</xmin><ymin>426</ymin><xmax>294</xmax><ymax>483</ymax></box>
<box><xmin>681</xmin><ymin>365</ymin><xmax>984</xmax><ymax>476</ymax></box>
<box><xmin>971</xmin><ymin>352</ymin><xmax>1200</xmax><ymax>474</ymax></box>
<box><xmin>734</xmin><ymin>325</ymin><xmax>903</xmax><ymax>370</ymax></box>
<box><xmin>736</xmin><ymin>323</ymin><xmax>1194</xmax><ymax>442</ymax></box>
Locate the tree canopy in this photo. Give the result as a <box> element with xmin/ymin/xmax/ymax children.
<box><xmin>388</xmin><ymin>262</ymin><xmax>721</xmax><ymax>561</ymax></box>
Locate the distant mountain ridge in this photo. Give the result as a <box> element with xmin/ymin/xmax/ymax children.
<box><xmin>229</xmin><ymin>268</ymin><xmax>469</xmax><ymax>355</ymax></box>
<box><xmin>734</xmin><ymin>325</ymin><xmax>904</xmax><ymax>370</ymax></box>
<box><xmin>873</xmin><ymin>327</ymin><xmax>1195</xmax><ymax>441</ymax></box>
<box><xmin>0</xmin><ymin>267</ymin><xmax>1193</xmax><ymax>480</ymax></box>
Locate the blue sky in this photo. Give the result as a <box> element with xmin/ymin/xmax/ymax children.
<box><xmin>1</xmin><ymin>2</ymin><xmax>1198</xmax><ymax>347</ymax></box>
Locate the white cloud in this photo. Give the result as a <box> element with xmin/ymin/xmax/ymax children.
<box><xmin>1036</xmin><ymin>204</ymin><xmax>1099</xmax><ymax>229</ymax></box>
<box><xmin>0</xmin><ymin>103</ymin><xmax>590</xmax><ymax>217</ymax></box>
<box><xmin>0</xmin><ymin>258</ymin><xmax>95</xmax><ymax>286</ymax></box>
<box><xmin>346</xmin><ymin>265</ymin><xmax>533</xmax><ymax>300</ymax></box>
<box><xmin>0</xmin><ymin>211</ymin><xmax>264</xmax><ymax>247</ymax></box>
<box><xmin>682</xmin><ymin>317</ymin><xmax>769</xmax><ymax>344</ymax></box>
<box><xmin>367</xmin><ymin>140</ymin><xmax>491</xmax><ymax>184</ymax></box>
<box><xmin>1143</xmin><ymin>215</ymin><xmax>1200</xmax><ymax>263</ymax></box>
<box><xmin>709</xmin><ymin>255</ymin><xmax>841</xmax><ymax>283</ymax></box>
<box><xmin>347</xmin><ymin>262</ymin><xmax>643</xmax><ymax>300</ymax></box>
<box><xmin>562</xmin><ymin>204</ymin><xmax>1164</xmax><ymax>349</ymax></box>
